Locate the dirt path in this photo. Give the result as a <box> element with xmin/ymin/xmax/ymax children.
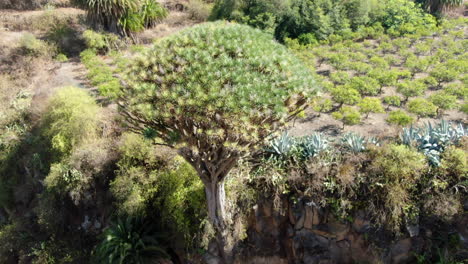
<box><xmin>48</xmin><ymin>59</ymin><xmax>88</xmax><ymax>89</ymax></box>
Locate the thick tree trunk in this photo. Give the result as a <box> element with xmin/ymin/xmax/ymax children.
<box><xmin>178</xmin><ymin>147</ymin><xmax>239</xmax><ymax>264</ymax></box>
<box><xmin>205</xmin><ymin>179</ymin><xmax>230</xmax><ymax>263</ymax></box>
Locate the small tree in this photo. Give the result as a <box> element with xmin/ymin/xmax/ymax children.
<box><xmin>358</xmin><ymin>97</ymin><xmax>385</xmax><ymax>118</ymax></box>
<box><xmin>329</xmin><ymin>71</ymin><xmax>351</xmax><ymax>85</ymax></box>
<box><xmin>368</xmin><ymin>69</ymin><xmax>399</xmax><ymax>93</ymax></box>
<box><xmin>311</xmin><ymin>97</ymin><xmax>333</xmax><ymax>116</ymax></box>
<box><xmin>332</xmin><ymin>106</ymin><xmax>361</xmax><ymax>129</ymax></box>
<box><xmin>383</xmin><ymin>95</ymin><xmax>402</xmax><ymax>110</ymax></box>
<box><xmin>444</xmin><ymin>83</ymin><xmax>467</xmax><ymax>99</ymax></box>
<box><xmin>369</xmin><ymin>56</ymin><xmax>390</xmax><ymax>69</ymax></box>
<box><xmin>79</xmin><ymin>0</ymin><xmax>167</xmax><ymax>37</ymax></box>
<box><xmin>331</xmin><ymin>86</ymin><xmax>361</xmax><ymax>107</ymax></box>
<box><xmin>429</xmin><ymin>91</ymin><xmax>457</xmax><ymax>116</ymax></box>
<box><xmin>348</xmin><ymin>76</ymin><xmax>380</xmax><ymax>96</ymax></box>
<box><xmin>460</xmin><ymin>103</ymin><xmax>468</xmax><ymax>114</ymax></box>
<box><xmin>430</xmin><ymin>64</ymin><xmax>459</xmax><ymax>88</ymax></box>
<box><xmin>420</xmin><ymin>76</ymin><xmax>438</xmax><ymax>89</ymax></box>
<box><xmin>407</xmin><ymin>98</ymin><xmax>437</xmax><ymax>119</ymax></box>
<box><xmin>397</xmin><ymin>80</ymin><xmax>427</xmax><ymax>102</ymax></box>
<box><xmin>117</xmin><ymin>22</ymin><xmax>317</xmax><ymax>262</ymax></box>
<box><xmin>405</xmin><ymin>55</ymin><xmax>429</xmax><ymax>75</ymax></box>
<box><xmin>386</xmin><ymin>110</ymin><xmax>414</xmax><ymax>126</ymax></box>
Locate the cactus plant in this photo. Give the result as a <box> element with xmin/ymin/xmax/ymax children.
<box><xmin>400</xmin><ymin>120</ymin><xmax>466</xmax><ymax>166</ymax></box>
<box><xmin>299</xmin><ymin>133</ymin><xmax>329</xmax><ymax>159</ymax></box>
<box><xmin>341</xmin><ymin>132</ymin><xmax>366</xmax><ymax>153</ymax></box>
<box><xmin>267</xmin><ymin>132</ymin><xmax>296</xmax><ymax>158</ymax></box>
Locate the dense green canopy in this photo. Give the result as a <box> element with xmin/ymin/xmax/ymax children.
<box><xmin>119</xmin><ymin>21</ymin><xmax>317</xmax><ymax>153</ymax></box>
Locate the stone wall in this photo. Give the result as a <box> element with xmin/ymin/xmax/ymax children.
<box><xmin>234</xmin><ymin>197</ymin><xmax>468</xmax><ymax>264</ymax></box>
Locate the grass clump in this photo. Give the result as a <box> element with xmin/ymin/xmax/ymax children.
<box><xmin>42</xmin><ymin>86</ymin><xmax>100</xmax><ymax>156</ymax></box>
<box><xmin>80</xmin><ymin>49</ymin><xmax>122</xmax><ymax>98</ymax></box>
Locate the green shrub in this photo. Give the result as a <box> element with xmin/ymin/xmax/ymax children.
<box><xmin>405</xmin><ymin>55</ymin><xmax>430</xmax><ymax>74</ymax></box>
<box><xmin>331</xmin><ymin>86</ymin><xmax>361</xmax><ymax>106</ymax></box>
<box><xmin>311</xmin><ymin>97</ymin><xmax>333</xmax><ymax>114</ymax></box>
<box><xmin>397</xmin><ymin>80</ymin><xmax>427</xmax><ymax>101</ymax></box>
<box><xmin>460</xmin><ymin>103</ymin><xmax>468</xmax><ymax>114</ymax></box>
<box><xmin>95</xmin><ymin>216</ymin><xmax>169</xmax><ymax>264</ymax></box>
<box><xmin>383</xmin><ymin>95</ymin><xmax>402</xmax><ymax>108</ymax></box>
<box><xmin>369</xmin><ymin>56</ymin><xmax>389</xmax><ymax>69</ymax></box>
<box><xmin>407</xmin><ymin>98</ymin><xmax>437</xmax><ymax>119</ymax></box>
<box><xmin>82</xmin><ymin>30</ymin><xmax>122</xmax><ymax>54</ymax></box>
<box><xmin>42</xmin><ymin>87</ymin><xmax>100</xmax><ymax>156</ymax></box>
<box><xmin>429</xmin><ymin>91</ymin><xmax>457</xmax><ymax>115</ymax></box>
<box><xmin>82</xmin><ymin>30</ymin><xmax>107</xmax><ymax>51</ymax></box>
<box><xmin>54</xmin><ymin>53</ymin><xmax>68</xmax><ymax>62</ymax></box>
<box><xmin>111</xmin><ymin>133</ymin><xmax>205</xmax><ymax>248</ymax></box>
<box><xmin>19</xmin><ymin>33</ymin><xmax>55</xmax><ymax>57</ymax></box>
<box><xmin>387</xmin><ymin>110</ymin><xmax>414</xmax><ymax>126</ymax></box>
<box><xmin>370</xmin><ymin>144</ymin><xmax>427</xmax><ymax>231</ymax></box>
<box><xmin>441</xmin><ymin>146</ymin><xmax>467</xmax><ymax>180</ymax></box>
<box><xmin>329</xmin><ymin>71</ymin><xmax>351</xmax><ymax>85</ymax></box>
<box><xmin>444</xmin><ymin>83</ymin><xmax>467</xmax><ymax>100</ymax></box>
<box><xmin>80</xmin><ymin>49</ymin><xmax>122</xmax><ymax>98</ymax></box>
<box><xmin>430</xmin><ymin>64</ymin><xmax>460</xmax><ymax>86</ymax></box>
<box><xmin>358</xmin><ymin>97</ymin><xmax>385</xmax><ymax>118</ymax></box>
<box><xmin>347</xmin><ymin>76</ymin><xmax>380</xmax><ymax>96</ymax></box>
<box><xmin>368</xmin><ymin>69</ymin><xmax>399</xmax><ymax>90</ymax></box>
<box><xmin>332</xmin><ymin>106</ymin><xmax>361</xmax><ymax>128</ymax></box>
<box><xmin>298</xmin><ymin>33</ymin><xmax>319</xmax><ymax>45</ymax></box>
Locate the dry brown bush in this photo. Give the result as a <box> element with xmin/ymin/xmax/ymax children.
<box><xmin>0</xmin><ymin>0</ymin><xmax>72</xmax><ymax>10</ymax></box>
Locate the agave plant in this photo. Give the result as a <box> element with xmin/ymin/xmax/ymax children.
<box><xmin>266</xmin><ymin>132</ymin><xmax>296</xmax><ymax>158</ymax></box>
<box><xmin>95</xmin><ymin>216</ymin><xmax>169</xmax><ymax>264</ymax></box>
<box><xmin>400</xmin><ymin>120</ymin><xmax>466</xmax><ymax>166</ymax></box>
<box><xmin>341</xmin><ymin>132</ymin><xmax>366</xmax><ymax>153</ymax></box>
<box><xmin>401</xmin><ymin>125</ymin><xmax>420</xmax><ymax>146</ymax></box>
<box><xmin>366</xmin><ymin>136</ymin><xmax>381</xmax><ymax>147</ymax></box>
<box><xmin>299</xmin><ymin>133</ymin><xmax>329</xmax><ymax>159</ymax></box>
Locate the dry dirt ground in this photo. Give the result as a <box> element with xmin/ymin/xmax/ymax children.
<box><xmin>1</xmin><ymin>7</ymin><xmax>465</xmax><ymax>139</ymax></box>
<box><xmin>0</xmin><ymin>8</ymin><xmax>196</xmax><ymax>115</ymax></box>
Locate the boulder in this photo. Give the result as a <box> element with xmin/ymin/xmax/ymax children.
<box><xmin>304</xmin><ymin>202</ymin><xmax>321</xmax><ymax>229</ymax></box>
<box><xmin>390</xmin><ymin>238</ymin><xmax>412</xmax><ymax>264</ymax></box>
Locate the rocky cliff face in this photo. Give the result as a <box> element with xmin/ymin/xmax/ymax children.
<box><xmin>234</xmin><ymin>197</ymin><xmax>468</xmax><ymax>264</ymax></box>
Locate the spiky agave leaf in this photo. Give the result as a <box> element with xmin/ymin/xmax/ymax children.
<box><xmin>267</xmin><ymin>132</ymin><xmax>296</xmax><ymax>157</ymax></box>
<box><xmin>341</xmin><ymin>132</ymin><xmax>366</xmax><ymax>153</ymax></box>
<box><xmin>400</xmin><ymin>120</ymin><xmax>466</xmax><ymax>166</ymax></box>
<box><xmin>299</xmin><ymin>132</ymin><xmax>329</xmax><ymax>159</ymax></box>
<box><xmin>95</xmin><ymin>216</ymin><xmax>169</xmax><ymax>263</ymax></box>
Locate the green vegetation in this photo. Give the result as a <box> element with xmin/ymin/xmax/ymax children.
<box><xmin>0</xmin><ymin>2</ymin><xmax>467</xmax><ymax>264</ymax></box>
<box><xmin>118</xmin><ymin>21</ymin><xmax>317</xmax><ymax>261</ymax></box>
<box><xmin>370</xmin><ymin>144</ymin><xmax>427</xmax><ymax>231</ymax></box>
<box><xmin>211</xmin><ymin>0</ymin><xmax>436</xmax><ymax>42</ymax></box>
<box><xmin>383</xmin><ymin>96</ymin><xmax>402</xmax><ymax>109</ymax></box>
<box><xmin>287</xmin><ymin>16</ymin><xmax>466</xmax><ymax>130</ymax></box>
<box><xmin>358</xmin><ymin>97</ymin><xmax>385</xmax><ymax>118</ymax></box>
<box><xmin>80</xmin><ymin>49</ymin><xmax>122</xmax><ymax>98</ymax></box>
<box><xmin>387</xmin><ymin>110</ymin><xmax>414</xmax><ymax>126</ymax></box>
<box><xmin>42</xmin><ymin>87</ymin><xmax>101</xmax><ymax>156</ymax></box>
<box><xmin>81</xmin><ymin>0</ymin><xmax>167</xmax><ymax>36</ymax></box>
<box><xmin>95</xmin><ymin>217</ymin><xmax>169</xmax><ymax>263</ymax></box>
<box><xmin>408</xmin><ymin>98</ymin><xmax>437</xmax><ymax>119</ymax></box>
<box><xmin>19</xmin><ymin>33</ymin><xmax>56</xmax><ymax>57</ymax></box>
<box><xmin>429</xmin><ymin>91</ymin><xmax>457</xmax><ymax>116</ymax></box>
<box><xmin>332</xmin><ymin>106</ymin><xmax>361</xmax><ymax>128</ymax></box>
